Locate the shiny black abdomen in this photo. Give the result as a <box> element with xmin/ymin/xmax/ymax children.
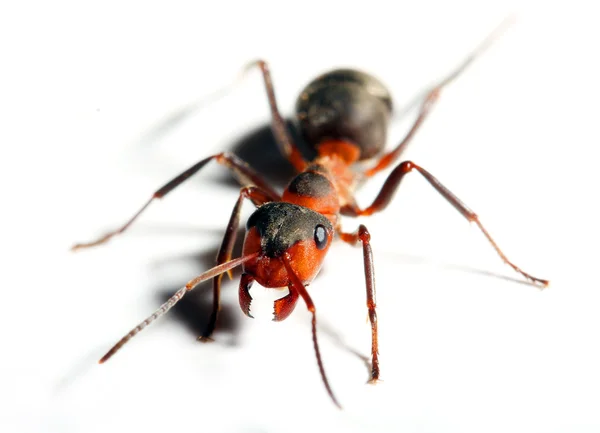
<box><xmin>295</xmin><ymin>69</ymin><xmax>393</xmax><ymax>160</ymax></box>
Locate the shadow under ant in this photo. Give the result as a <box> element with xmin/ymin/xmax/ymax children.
<box><xmin>387</xmin><ymin>250</ymin><xmax>541</xmax><ymax>288</ymax></box>
<box><xmin>319</xmin><ymin>321</ymin><xmax>372</xmax><ymax>381</ymax></box>
<box><xmin>156</xmin><ymin>282</ymin><xmax>241</xmax><ymax>347</ymax></box>
<box><xmin>148</xmin><ymin>227</ymin><xmax>247</xmax><ymax>347</ymax></box>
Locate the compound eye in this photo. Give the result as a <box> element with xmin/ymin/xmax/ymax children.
<box><xmin>314</xmin><ymin>224</ymin><xmax>328</xmax><ymax>250</ymax></box>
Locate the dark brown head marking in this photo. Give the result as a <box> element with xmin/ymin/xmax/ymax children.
<box><xmin>246</xmin><ymin>202</ymin><xmax>333</xmax><ymax>258</ymax></box>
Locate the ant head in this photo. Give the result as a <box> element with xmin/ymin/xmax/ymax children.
<box><xmin>242</xmin><ymin>202</ymin><xmax>334</xmax><ymax>288</ymax></box>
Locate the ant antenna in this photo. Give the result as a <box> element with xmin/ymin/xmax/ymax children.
<box><xmin>99</xmin><ymin>252</ymin><xmax>259</xmax><ymax>364</ymax></box>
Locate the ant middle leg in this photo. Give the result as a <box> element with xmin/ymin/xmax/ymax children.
<box><xmin>72</xmin><ymin>152</ymin><xmax>278</xmax><ymax>250</ymax></box>
<box><xmin>344</xmin><ymin>160</ymin><xmax>549</xmax><ymax>287</ymax></box>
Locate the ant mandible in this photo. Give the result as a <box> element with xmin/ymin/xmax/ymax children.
<box><xmin>72</xmin><ymin>18</ymin><xmax>548</xmax><ymax>409</ymax></box>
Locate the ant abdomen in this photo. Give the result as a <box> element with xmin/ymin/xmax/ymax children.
<box><xmin>295</xmin><ymin>69</ymin><xmax>393</xmax><ymax>160</ymax></box>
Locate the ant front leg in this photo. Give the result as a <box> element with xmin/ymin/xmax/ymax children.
<box><xmin>72</xmin><ymin>152</ymin><xmax>278</xmax><ymax>250</ymax></box>
<box><xmin>338</xmin><ymin>225</ymin><xmax>380</xmax><ymax>383</ymax></box>
<box><xmin>345</xmin><ymin>161</ymin><xmax>549</xmax><ymax>287</ymax></box>
<box><xmin>201</xmin><ymin>186</ymin><xmax>278</xmax><ymax>341</ymax></box>
<box><xmin>245</xmin><ymin>60</ymin><xmax>307</xmax><ymax>172</ymax></box>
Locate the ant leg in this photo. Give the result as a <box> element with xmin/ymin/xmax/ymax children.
<box><xmin>200</xmin><ymin>186</ymin><xmax>278</xmax><ymax>341</ymax></box>
<box><xmin>282</xmin><ymin>252</ymin><xmax>341</xmax><ymax>409</ymax></box>
<box><xmin>245</xmin><ymin>60</ymin><xmax>307</xmax><ymax>172</ymax></box>
<box><xmin>72</xmin><ymin>152</ymin><xmax>279</xmax><ymax>250</ymax></box>
<box><xmin>365</xmin><ymin>17</ymin><xmax>514</xmax><ymax>177</ymax></box>
<box><xmin>364</xmin><ymin>88</ymin><xmax>439</xmax><ymax>177</ymax></box>
<box><xmin>338</xmin><ymin>225</ymin><xmax>380</xmax><ymax>383</ymax></box>
<box><xmin>344</xmin><ymin>160</ymin><xmax>549</xmax><ymax>287</ymax></box>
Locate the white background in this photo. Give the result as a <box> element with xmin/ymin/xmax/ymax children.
<box><xmin>2</xmin><ymin>1</ymin><xmax>599</xmax><ymax>432</ymax></box>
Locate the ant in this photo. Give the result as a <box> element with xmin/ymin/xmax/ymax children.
<box><xmin>72</xmin><ymin>18</ymin><xmax>548</xmax><ymax>409</ymax></box>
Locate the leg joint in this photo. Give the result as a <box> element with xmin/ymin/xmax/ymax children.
<box><xmin>399</xmin><ymin>160</ymin><xmax>415</xmax><ymax>174</ymax></box>
<box><xmin>358</xmin><ymin>224</ymin><xmax>371</xmax><ymax>243</ymax></box>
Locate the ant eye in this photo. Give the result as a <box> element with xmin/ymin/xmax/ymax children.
<box><xmin>314</xmin><ymin>224</ymin><xmax>327</xmax><ymax>250</ymax></box>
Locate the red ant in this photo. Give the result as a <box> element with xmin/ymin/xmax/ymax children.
<box><xmin>72</xmin><ymin>18</ymin><xmax>548</xmax><ymax>409</ymax></box>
